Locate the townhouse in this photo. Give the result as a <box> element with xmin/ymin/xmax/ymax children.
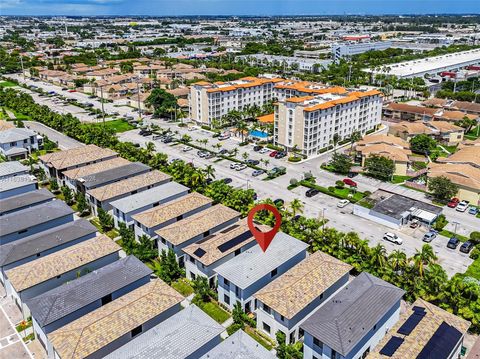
<box><xmin>132</xmin><ymin>192</ymin><xmax>213</xmax><ymax>239</ymax></box>
<box><xmin>104</xmin><ymin>305</ymin><xmax>224</xmax><ymax>359</ymax></box>
<box><xmin>355</xmin><ymin>134</ymin><xmax>412</xmax><ymax>176</ymax></box>
<box><xmin>389</xmin><ymin>121</ymin><xmax>464</xmax><ymax>146</ymax></box>
<box><xmin>215</xmin><ymin>233</ymin><xmax>309</xmax><ymax>312</ymax></box>
<box><xmin>0</xmin><ymin>200</ymin><xmax>74</xmax><ymax>244</ymax></box>
<box><xmin>4</xmin><ymin>235</ymin><xmax>120</xmax><ymax>315</ymax></box>
<box><xmin>200</xmin><ymin>329</ymin><xmax>276</xmax><ymax>359</ymax></box>
<box><xmin>38</xmin><ymin>144</ymin><xmax>118</xmax><ymax>182</ymax></box>
<box><xmin>62</xmin><ymin>156</ymin><xmax>130</xmax><ymax>192</ymax></box>
<box><xmin>183</xmin><ymin>218</ymin><xmax>264</xmax><ymax>287</ymax></box>
<box><xmin>26</xmin><ymin>256</ymin><xmax>152</xmax><ymax>355</ymax></box>
<box><xmin>301</xmin><ymin>272</ymin><xmax>405</xmax><ymax>359</ymax></box>
<box><xmin>0</xmin><ymin>219</ymin><xmax>97</xmax><ymax>284</ymax></box>
<box><xmin>368</xmin><ymin>299</ymin><xmax>470</xmax><ymax>359</ymax></box>
<box><xmin>0</xmin><ymin>161</ymin><xmax>29</xmax><ymax>179</ymax></box>
<box><xmin>0</xmin><ymin>188</ymin><xmax>54</xmax><ymax>216</ymax></box>
<box><xmin>47</xmin><ymin>279</ymin><xmax>184</xmax><ymax>359</ymax></box>
<box><xmin>86</xmin><ymin>170</ymin><xmax>171</xmax><ymax>215</ymax></box>
<box><xmin>274</xmin><ymin>89</ymin><xmax>383</xmax><ymax>156</ymax></box>
<box><xmin>254</xmin><ymin>251</ymin><xmax>352</xmax><ymax>344</ymax></box>
<box><xmin>110</xmin><ymin>181</ymin><xmax>189</xmax><ymax>229</ymax></box>
<box><xmin>155</xmin><ymin>204</ymin><xmax>240</xmax><ymax>266</ymax></box>
<box><xmin>0</xmin><ymin>127</ymin><xmax>40</xmax><ymax>160</ymax></box>
<box><xmin>384</xmin><ymin>102</ymin><xmax>479</xmax><ymax>123</ymax></box>
<box><xmin>0</xmin><ymin>174</ymin><xmax>37</xmax><ymax>199</ymax></box>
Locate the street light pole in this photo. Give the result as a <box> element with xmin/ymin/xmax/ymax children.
<box><xmin>100</xmin><ymin>85</ymin><xmax>105</xmax><ymax>130</ymax></box>
<box><xmin>136</xmin><ymin>78</ymin><xmax>142</xmax><ymax>122</ymax></box>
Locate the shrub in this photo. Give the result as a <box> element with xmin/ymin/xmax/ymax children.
<box><xmin>470</xmin><ymin>247</ymin><xmax>480</xmax><ymax>260</ymax></box>
<box><xmin>470</xmin><ymin>231</ymin><xmax>480</xmax><ymax>245</ymax></box>
<box><xmin>328</xmin><ymin>186</ymin><xmax>335</xmax><ymax>192</ymax></box>
<box><xmin>288</xmin><ymin>156</ymin><xmax>301</xmax><ymax>162</ymax></box>
<box><xmin>227</xmin><ymin>323</ymin><xmax>244</xmax><ymax>335</ymax></box>
<box><xmin>363</xmin><ymin>190</ymin><xmax>372</xmax><ymax>197</ymax></box>
<box><xmin>433</xmin><ymin>214</ymin><xmax>448</xmax><ymax>231</ymax></box>
<box><xmin>289</xmin><ymin>178</ymin><xmax>298</xmax><ymax>186</ymax></box>
<box><xmin>335</xmin><ymin>180</ymin><xmax>345</xmax><ymax>189</ymax></box>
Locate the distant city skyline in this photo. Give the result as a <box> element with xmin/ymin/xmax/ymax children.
<box><xmin>1</xmin><ymin>0</ymin><xmax>479</xmax><ymax>16</ymax></box>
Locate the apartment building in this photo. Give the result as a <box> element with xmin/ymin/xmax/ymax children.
<box><xmin>332</xmin><ymin>41</ymin><xmax>392</xmax><ymax>61</ymax></box>
<box><xmin>275</xmin><ymin>89</ymin><xmax>383</xmax><ymax>156</ymax></box>
<box><xmin>189</xmin><ymin>76</ymin><xmax>284</xmax><ymax>124</ymax></box>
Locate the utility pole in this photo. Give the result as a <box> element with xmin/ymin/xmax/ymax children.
<box><xmin>136</xmin><ymin>78</ymin><xmax>142</xmax><ymax>122</ymax></box>
<box><xmin>100</xmin><ymin>86</ymin><xmax>105</xmax><ymax>130</ymax></box>
<box><xmin>19</xmin><ymin>55</ymin><xmax>25</xmax><ymax>80</ymax></box>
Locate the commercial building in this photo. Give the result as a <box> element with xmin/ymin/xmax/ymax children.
<box><xmin>0</xmin><ymin>219</ymin><xmax>97</xmax><ymax>284</ymax></box>
<box><xmin>215</xmin><ymin>233</ymin><xmax>308</xmax><ymax>313</ymax></box>
<box><xmin>364</xmin><ymin>48</ymin><xmax>480</xmax><ymax>79</ymax></box>
<box><xmin>368</xmin><ymin>299</ymin><xmax>470</xmax><ymax>359</ymax></box>
<box><xmin>274</xmin><ymin>89</ymin><xmax>383</xmax><ymax>156</ymax></box>
<box><xmin>110</xmin><ymin>181</ymin><xmax>189</xmax><ymax>229</ymax></box>
<box><xmin>132</xmin><ymin>192</ymin><xmax>213</xmax><ymax>239</ymax></box>
<box><xmin>26</xmin><ymin>256</ymin><xmax>152</xmax><ymax>355</ymax></box>
<box><xmin>301</xmin><ymin>272</ymin><xmax>405</xmax><ymax>359</ymax></box>
<box><xmin>0</xmin><ymin>188</ymin><xmax>53</xmax><ymax>216</ymax></box>
<box><xmin>104</xmin><ymin>305</ymin><xmax>224</xmax><ymax>359</ymax></box>
<box><xmin>4</xmin><ymin>235</ymin><xmax>120</xmax><ymax>315</ymax></box>
<box><xmin>156</xmin><ymin>204</ymin><xmax>240</xmax><ymax>266</ymax></box>
<box><xmin>332</xmin><ymin>41</ymin><xmax>391</xmax><ymax>61</ymax></box>
<box><xmin>47</xmin><ymin>279</ymin><xmax>184</xmax><ymax>359</ymax></box>
<box><xmin>254</xmin><ymin>251</ymin><xmax>352</xmax><ymax>344</ymax></box>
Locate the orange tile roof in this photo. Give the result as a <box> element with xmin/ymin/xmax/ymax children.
<box><xmin>257</xmin><ymin>113</ymin><xmax>274</xmax><ymax>124</ymax></box>
<box><xmin>192</xmin><ymin>81</ymin><xmax>211</xmax><ymax>86</ymax></box>
<box><xmin>286</xmin><ymin>96</ymin><xmax>315</xmax><ymax>103</ymax></box>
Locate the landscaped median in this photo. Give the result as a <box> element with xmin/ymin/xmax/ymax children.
<box><xmin>299</xmin><ymin>180</ymin><xmax>367</xmax><ymax>203</ymax></box>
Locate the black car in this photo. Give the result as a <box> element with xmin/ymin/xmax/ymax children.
<box><xmin>139</xmin><ymin>129</ymin><xmax>152</xmax><ymax>136</ymax></box>
<box><xmin>347</xmin><ymin>172</ymin><xmax>358</xmax><ymax>178</ymax></box>
<box><xmin>253</xmin><ymin>145</ymin><xmax>263</xmax><ymax>152</ymax></box>
<box><xmin>273</xmin><ymin>198</ymin><xmax>285</xmax><ymax>207</ymax></box>
<box><xmin>247</xmin><ymin>159</ymin><xmax>260</xmax><ymax>165</ymax></box>
<box><xmin>306</xmin><ymin>188</ymin><xmax>320</xmax><ymax>197</ymax></box>
<box><xmin>460</xmin><ymin>241</ymin><xmax>474</xmax><ymax>254</ymax></box>
<box><xmin>275</xmin><ymin>151</ymin><xmax>287</xmax><ymax>159</ymax></box>
<box><xmin>162</xmin><ymin>137</ymin><xmax>173</xmax><ymax>143</ymax></box>
<box><xmin>218</xmin><ymin>149</ymin><xmax>228</xmax><ymax>155</ymax></box>
<box><xmin>223</xmin><ymin>178</ymin><xmax>233</xmax><ymax>184</ymax></box>
<box><xmin>447</xmin><ymin>237</ymin><xmax>460</xmax><ymax>249</ymax></box>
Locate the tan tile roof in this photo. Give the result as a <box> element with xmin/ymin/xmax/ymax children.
<box><xmin>6</xmin><ymin>235</ymin><xmax>119</xmax><ymax>292</ymax></box>
<box><xmin>436</xmin><ymin>146</ymin><xmax>480</xmax><ymax>167</ymax></box>
<box><xmin>132</xmin><ymin>192</ymin><xmax>212</xmax><ymax>228</ymax></box>
<box><xmin>254</xmin><ymin>252</ymin><xmax>352</xmax><ymax>319</ymax></box>
<box><xmin>429</xmin><ymin>163</ymin><xmax>480</xmax><ymax>191</ymax></box>
<box><xmin>0</xmin><ymin>120</ymin><xmax>15</xmax><ymax>132</ymax></box>
<box><xmin>438</xmin><ymin>110</ymin><xmax>478</xmax><ymax>121</ymax></box>
<box><xmin>39</xmin><ymin>145</ymin><xmax>118</xmax><ymax>171</ymax></box>
<box><xmin>452</xmin><ymin>100</ymin><xmax>480</xmax><ymax>114</ymax></box>
<box><xmin>368</xmin><ymin>299</ymin><xmax>470</xmax><ymax>359</ymax></box>
<box><xmin>155</xmin><ymin>204</ymin><xmax>239</xmax><ymax>246</ymax></box>
<box><xmin>47</xmin><ymin>279</ymin><xmax>184</xmax><ymax>359</ymax></box>
<box><xmin>356</xmin><ymin>134</ymin><xmax>409</xmax><ymax>149</ymax></box>
<box><xmin>87</xmin><ymin>170</ymin><xmax>170</xmax><ymax>202</ymax></box>
<box><xmin>183</xmin><ymin>218</ymin><xmax>269</xmax><ymax>266</ymax></box>
<box><xmin>62</xmin><ymin>157</ymin><xmax>130</xmax><ymax>180</ymax></box>
<box><xmin>357</xmin><ymin>143</ymin><xmax>411</xmax><ymax>162</ymax></box>
<box><xmin>459</xmin><ymin>138</ymin><xmax>480</xmax><ymax>149</ymax></box>
<box><xmin>390</xmin><ymin>121</ymin><xmax>433</xmax><ymax>136</ymax></box>
<box><xmin>422</xmin><ymin>98</ymin><xmax>448</xmax><ymax>107</ymax></box>
<box><xmin>385</xmin><ymin>102</ymin><xmax>437</xmax><ymax>116</ymax></box>
<box><xmin>428</xmin><ymin>120</ymin><xmax>463</xmax><ymax>133</ymax></box>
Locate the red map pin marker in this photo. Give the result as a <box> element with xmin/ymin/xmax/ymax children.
<box><xmin>247</xmin><ymin>204</ymin><xmax>282</xmax><ymax>252</ymax></box>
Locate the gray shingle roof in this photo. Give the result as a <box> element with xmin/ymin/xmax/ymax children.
<box><xmin>110</xmin><ymin>182</ymin><xmax>188</xmax><ymax>214</ymax></box>
<box><xmin>25</xmin><ymin>256</ymin><xmax>152</xmax><ymax>328</ymax></box>
<box><xmin>0</xmin><ymin>188</ymin><xmax>54</xmax><ymax>216</ymax></box>
<box><xmin>201</xmin><ymin>330</ymin><xmax>276</xmax><ymax>359</ymax></box>
<box><xmin>0</xmin><ymin>200</ymin><xmax>73</xmax><ymax>235</ymax></box>
<box><xmin>103</xmin><ymin>305</ymin><xmax>224</xmax><ymax>359</ymax></box>
<box><xmin>0</xmin><ymin>128</ymin><xmax>35</xmax><ymax>143</ymax></box>
<box><xmin>0</xmin><ymin>161</ymin><xmax>29</xmax><ymax>178</ymax></box>
<box><xmin>0</xmin><ymin>174</ymin><xmax>36</xmax><ymax>193</ymax></box>
<box><xmin>213</xmin><ymin>232</ymin><xmax>308</xmax><ymax>289</ymax></box>
<box><xmin>0</xmin><ymin>219</ymin><xmax>97</xmax><ymax>267</ymax></box>
<box><xmin>79</xmin><ymin>162</ymin><xmax>150</xmax><ymax>189</ymax></box>
<box><xmin>300</xmin><ymin>272</ymin><xmax>405</xmax><ymax>357</ymax></box>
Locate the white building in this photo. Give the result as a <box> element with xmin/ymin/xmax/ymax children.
<box><xmin>332</xmin><ymin>41</ymin><xmax>392</xmax><ymax>61</ymax></box>
<box><xmin>0</xmin><ymin>128</ymin><xmax>41</xmax><ymax>161</ymax></box>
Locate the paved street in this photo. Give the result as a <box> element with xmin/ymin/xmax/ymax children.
<box><xmin>25</xmin><ymin>121</ymin><xmax>84</xmax><ymax>150</ymax></box>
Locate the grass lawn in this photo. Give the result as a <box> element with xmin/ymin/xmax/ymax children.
<box><xmin>439</xmin><ymin>229</ymin><xmax>469</xmax><ymax>242</ymax></box>
<box><xmin>200</xmin><ymin>301</ymin><xmax>230</xmax><ymax>324</ymax></box>
<box><xmin>465</xmin><ymin>258</ymin><xmax>480</xmax><ymax>280</ymax></box>
<box><xmin>443</xmin><ymin>145</ymin><xmax>458</xmax><ymax>154</ymax></box>
<box><xmin>392</xmin><ymin>175</ymin><xmax>411</xmax><ymax>184</ymax></box>
<box><xmin>465</xmin><ymin>126</ymin><xmax>479</xmax><ymax>140</ymax></box>
<box><xmin>0</xmin><ymin>80</ymin><xmax>17</xmax><ymax>87</ymax></box>
<box><xmin>245</xmin><ymin>326</ymin><xmax>274</xmax><ymax>350</ymax></box>
<box><xmin>171</xmin><ymin>279</ymin><xmax>194</xmax><ymax>296</ymax></box>
<box><xmin>88</xmin><ymin>119</ymin><xmax>134</xmax><ymax>133</ymax></box>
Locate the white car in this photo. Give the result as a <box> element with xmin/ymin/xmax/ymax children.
<box><xmin>383</xmin><ymin>232</ymin><xmax>403</xmax><ymax>245</ymax></box>
<box><xmin>259</xmin><ymin>148</ymin><xmax>270</xmax><ymax>154</ymax></box>
<box><xmin>235</xmin><ymin>164</ymin><xmax>247</xmax><ymax>171</ymax></box>
<box><xmin>337</xmin><ymin>199</ymin><xmax>350</xmax><ymax>208</ymax></box>
<box><xmin>182</xmin><ymin>146</ymin><xmax>192</xmax><ymax>152</ymax></box>
<box><xmin>456</xmin><ymin>201</ymin><xmax>469</xmax><ymax>212</ymax></box>
<box><xmin>230</xmin><ymin>163</ymin><xmax>240</xmax><ymax>170</ymax></box>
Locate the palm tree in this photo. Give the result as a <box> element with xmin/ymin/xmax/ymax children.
<box><xmin>370</xmin><ymin>243</ymin><xmax>387</xmax><ymax>268</ymax></box>
<box><xmin>145</xmin><ymin>142</ymin><xmax>155</xmax><ymax>155</ymax></box>
<box><xmin>332</xmin><ymin>133</ymin><xmax>340</xmax><ymax>153</ymax></box>
<box><xmin>413</xmin><ymin>244</ymin><xmax>437</xmax><ymax>277</ymax></box>
<box><xmin>349</xmin><ymin>130</ymin><xmax>362</xmax><ymax>156</ymax></box>
<box><xmin>289</xmin><ymin>198</ymin><xmax>304</xmax><ymax>218</ymax></box>
<box><xmin>230</xmin><ymin>148</ymin><xmax>239</xmax><ymax>158</ymax></box>
<box><xmin>204</xmin><ymin>165</ymin><xmax>216</xmax><ymax>180</ymax></box>
<box><xmin>389</xmin><ymin>250</ymin><xmax>407</xmax><ymax>272</ymax></box>
<box><xmin>237</xmin><ymin>121</ymin><xmax>249</xmax><ymax>142</ymax></box>
<box><xmin>242</xmin><ymin>152</ymin><xmax>249</xmax><ymax>161</ymax></box>
<box><xmin>264</xmin><ymin>159</ymin><xmax>270</xmax><ymax>168</ymax></box>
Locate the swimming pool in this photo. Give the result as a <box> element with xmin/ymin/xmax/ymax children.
<box><xmin>249</xmin><ymin>130</ymin><xmax>269</xmax><ymax>138</ymax></box>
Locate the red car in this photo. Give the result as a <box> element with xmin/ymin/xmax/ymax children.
<box><xmin>269</xmin><ymin>151</ymin><xmax>278</xmax><ymax>157</ymax></box>
<box><xmin>68</xmin><ymin>89</ymin><xmax>76</xmax><ymax>92</ymax></box>
<box><xmin>343</xmin><ymin>178</ymin><xmax>357</xmax><ymax>187</ymax></box>
<box><xmin>447</xmin><ymin>198</ymin><xmax>460</xmax><ymax>208</ymax></box>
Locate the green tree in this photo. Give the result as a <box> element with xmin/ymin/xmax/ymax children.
<box><xmin>192</xmin><ymin>276</ymin><xmax>215</xmax><ymax>304</ymax></box>
<box><xmin>428</xmin><ymin>176</ymin><xmax>459</xmax><ymax>203</ymax></box>
<box><xmin>276</xmin><ymin>331</ymin><xmax>303</xmax><ymax>359</ymax></box>
<box><xmin>413</xmin><ymin>244</ymin><xmax>438</xmax><ymax>277</ymax></box>
<box><xmin>365</xmin><ymin>154</ymin><xmax>395</xmax><ymax>181</ymax></box>
<box><xmin>410</xmin><ymin>134</ymin><xmax>437</xmax><ymax>154</ymax></box>
<box><xmin>76</xmin><ymin>192</ymin><xmax>89</xmax><ymax>215</ymax></box>
<box><xmin>146</xmin><ymin>89</ymin><xmax>177</xmax><ymax>117</ymax></box>
<box><xmin>98</xmin><ymin>207</ymin><xmax>114</xmax><ymax>232</ymax></box>
<box><xmin>49</xmin><ymin>178</ymin><xmax>59</xmax><ymax>193</ymax></box>
<box><xmin>61</xmin><ymin>186</ymin><xmax>74</xmax><ymax>205</ymax></box>
<box><xmin>134</xmin><ymin>235</ymin><xmax>158</xmax><ymax>262</ymax></box>
<box><xmin>329</xmin><ymin>152</ymin><xmax>353</xmax><ymax>174</ymax></box>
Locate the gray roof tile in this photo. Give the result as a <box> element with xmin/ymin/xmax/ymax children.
<box><xmin>79</xmin><ymin>162</ymin><xmax>150</xmax><ymax>189</ymax></box>
<box><xmin>0</xmin><ymin>161</ymin><xmax>29</xmax><ymax>178</ymax></box>
<box><xmin>0</xmin><ymin>188</ymin><xmax>54</xmax><ymax>215</ymax></box>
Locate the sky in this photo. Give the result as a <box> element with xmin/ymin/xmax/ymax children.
<box><xmin>0</xmin><ymin>0</ymin><xmax>479</xmax><ymax>16</ymax></box>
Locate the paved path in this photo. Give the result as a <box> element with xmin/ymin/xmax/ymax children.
<box><xmin>25</xmin><ymin>121</ymin><xmax>83</xmax><ymax>150</ymax></box>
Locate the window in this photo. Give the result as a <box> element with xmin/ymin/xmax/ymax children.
<box><xmin>270</xmin><ymin>268</ymin><xmax>277</xmax><ymax>278</ymax></box>
<box><xmin>18</xmin><ymin>229</ymin><xmax>27</xmax><ymax>234</ymax></box>
<box><xmin>101</xmin><ymin>294</ymin><xmax>112</xmax><ymax>306</ymax></box>
<box><xmin>263</xmin><ymin>322</ymin><xmax>271</xmax><ymax>334</ymax></box>
<box><xmin>224</xmin><ymin>278</ymin><xmax>230</xmax><ymax>286</ymax></box>
<box><xmin>131</xmin><ymin>325</ymin><xmax>142</xmax><ymax>337</ymax></box>
<box><xmin>235</xmin><ymin>286</ymin><xmax>241</xmax><ymax>298</ymax></box>
<box><xmin>234</xmin><ymin>248</ymin><xmax>241</xmax><ymax>256</ymax></box>
<box><xmin>263</xmin><ymin>303</ymin><xmax>271</xmax><ymax>314</ymax></box>
<box><xmin>224</xmin><ymin>294</ymin><xmax>230</xmax><ymax>305</ymax></box>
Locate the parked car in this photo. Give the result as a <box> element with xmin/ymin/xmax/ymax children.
<box><xmin>456</xmin><ymin>201</ymin><xmax>469</xmax><ymax>212</ymax></box>
<box><xmin>267</xmin><ymin>166</ymin><xmax>286</xmax><ymax>178</ymax></box>
<box><xmin>163</xmin><ymin>137</ymin><xmax>173</xmax><ymax>143</ymax></box>
<box><xmin>218</xmin><ymin>149</ymin><xmax>228</xmax><ymax>155</ymax></box>
<box><xmin>230</xmin><ymin>163</ymin><xmax>239</xmax><ymax>169</ymax></box>
<box><xmin>197</xmin><ymin>150</ymin><xmax>207</xmax><ymax>158</ymax></box>
<box><xmin>253</xmin><ymin>145</ymin><xmax>263</xmax><ymax>152</ymax></box>
<box><xmin>236</xmin><ymin>164</ymin><xmax>247</xmax><ymax>171</ymax></box>
<box><xmin>223</xmin><ymin>178</ymin><xmax>232</xmax><ymax>184</ymax></box>
<box><xmin>259</xmin><ymin>148</ymin><xmax>270</xmax><ymax>154</ymax></box>
<box><xmin>306</xmin><ymin>188</ymin><xmax>320</xmax><ymax>197</ymax></box>
<box><xmin>460</xmin><ymin>241</ymin><xmax>474</xmax><ymax>254</ymax></box>
<box><xmin>337</xmin><ymin>199</ymin><xmax>350</xmax><ymax>208</ymax></box>
<box><xmin>423</xmin><ymin>231</ymin><xmax>437</xmax><ymax>243</ymax></box>
<box><xmin>343</xmin><ymin>178</ymin><xmax>357</xmax><ymax>187</ymax></box>
<box><xmin>182</xmin><ymin>146</ymin><xmax>192</xmax><ymax>152</ymax></box>
<box><xmin>273</xmin><ymin>198</ymin><xmax>285</xmax><ymax>207</ymax></box>
<box><xmin>409</xmin><ymin>219</ymin><xmax>420</xmax><ymax>229</ymax></box>
<box><xmin>139</xmin><ymin>129</ymin><xmax>152</xmax><ymax>136</ymax></box>
<box><xmin>383</xmin><ymin>232</ymin><xmax>403</xmax><ymax>245</ymax></box>
<box><xmin>247</xmin><ymin>159</ymin><xmax>260</xmax><ymax>165</ymax></box>
<box><xmin>218</xmin><ymin>133</ymin><xmax>230</xmax><ymax>140</ymax></box>
<box><xmin>68</xmin><ymin>89</ymin><xmax>76</xmax><ymax>92</ymax></box>
<box><xmin>275</xmin><ymin>151</ymin><xmax>287</xmax><ymax>159</ymax></box>
<box><xmin>468</xmin><ymin>206</ymin><xmax>479</xmax><ymax>215</ymax></box>
<box><xmin>447</xmin><ymin>198</ymin><xmax>460</xmax><ymax>208</ymax></box>
<box><xmin>447</xmin><ymin>237</ymin><xmax>460</xmax><ymax>249</ymax></box>
<box><xmin>204</xmin><ymin>152</ymin><xmax>215</xmax><ymax>159</ymax></box>
<box><xmin>269</xmin><ymin>151</ymin><xmax>278</xmax><ymax>157</ymax></box>
<box><xmin>252</xmin><ymin>170</ymin><xmax>264</xmax><ymax>177</ymax></box>
<box><xmin>347</xmin><ymin>172</ymin><xmax>358</xmax><ymax>178</ymax></box>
